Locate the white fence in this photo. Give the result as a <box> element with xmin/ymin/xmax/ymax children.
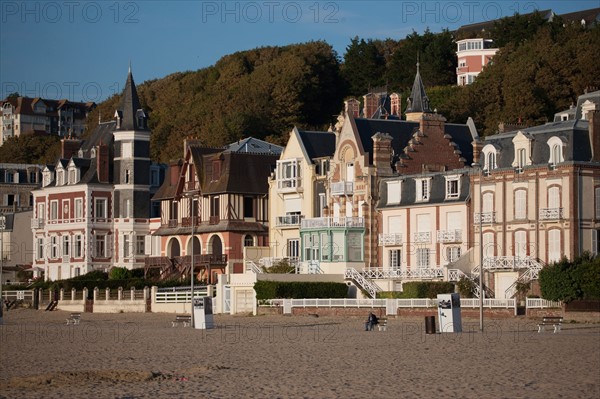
<box><xmin>526</xmin><ymin>298</ymin><xmax>562</xmax><ymax>309</ymax></box>
<box><xmin>260</xmin><ymin>298</ymin><xmax>516</xmax><ymax>313</ymax></box>
<box><xmin>2</xmin><ymin>290</ymin><xmax>35</xmax><ymax>301</ymax></box>
<box><xmin>154</xmin><ymin>288</ymin><xmax>209</xmax><ymax>303</ymax></box>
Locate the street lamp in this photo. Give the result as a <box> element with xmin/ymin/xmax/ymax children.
<box><xmin>184</xmin><ymin>191</ymin><xmax>199</xmax><ymax>328</ymax></box>
<box><xmin>0</xmin><ymin>214</ymin><xmax>5</xmax><ymax>325</ymax></box>
<box><xmin>478</xmin><ymin>165</ymin><xmax>484</xmax><ymax>332</ymax></box>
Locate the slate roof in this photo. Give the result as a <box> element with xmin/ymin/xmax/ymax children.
<box><xmin>224</xmin><ymin>137</ymin><xmax>283</xmax><ymax>155</ymax></box>
<box><xmin>405</xmin><ymin>64</ymin><xmax>431</xmax><ymax>114</ymax></box>
<box><xmin>352</xmin><ymin>118</ymin><xmax>475</xmax><ymax>167</ymax></box>
<box><xmin>483</xmin><ymin>119</ymin><xmax>592</xmax><ymax>168</ymax></box>
<box><xmin>554</xmin><ymin>91</ymin><xmax>600</xmax><ymax>121</ymax></box>
<box><xmin>201</xmin><ymin>152</ymin><xmax>278</xmax><ymax>195</ymax></box>
<box><xmin>559</xmin><ymin>7</ymin><xmax>600</xmax><ymax>26</ymax></box>
<box><xmin>378</xmin><ymin>169</ymin><xmax>471</xmax><ymax>209</ymax></box>
<box><xmin>81</xmin><ymin>121</ymin><xmax>116</xmax><ymax>154</ymax></box>
<box><xmin>115</xmin><ymin>69</ymin><xmax>147</xmax><ymax>131</ymax></box>
<box><xmin>297</xmin><ymin>130</ymin><xmax>336</xmax><ymax>161</ymax></box>
<box><xmin>0</xmin><ymin>97</ymin><xmax>93</xmax><ymax>117</ymax></box>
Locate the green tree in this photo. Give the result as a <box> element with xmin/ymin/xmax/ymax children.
<box><xmin>341</xmin><ymin>37</ymin><xmax>386</xmax><ymax>96</ymax></box>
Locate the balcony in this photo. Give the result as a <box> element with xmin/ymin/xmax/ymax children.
<box><xmin>181</xmin><ymin>216</ymin><xmax>202</xmax><ymax>227</ymax></box>
<box><xmin>412</xmin><ymin>232</ymin><xmax>431</xmax><ymax>243</ymax></box>
<box><xmin>277</xmin><ymin>177</ymin><xmax>302</xmax><ymax>193</ymax></box>
<box><xmin>209</xmin><ymin>216</ymin><xmax>220</xmax><ymax>225</ymax></box>
<box><xmin>539</xmin><ymin>208</ymin><xmax>563</xmax><ymax>221</ymax></box>
<box><xmin>331</xmin><ymin>181</ymin><xmax>354</xmax><ymax>196</ymax></box>
<box><xmin>456</xmin><ymin>65</ymin><xmax>469</xmax><ymax>74</ymax></box>
<box><xmin>437</xmin><ymin>229</ymin><xmax>462</xmax><ymax>243</ymax></box>
<box><xmin>301</xmin><ymin>217</ymin><xmax>364</xmax><ymax>229</ymax></box>
<box><xmin>474</xmin><ymin>212</ymin><xmax>496</xmax><ymax>224</ymax></box>
<box><xmin>276</xmin><ymin>214</ymin><xmax>304</xmax><ymax>228</ymax></box>
<box><xmin>378</xmin><ymin>233</ymin><xmax>403</xmax><ymax>246</ymax></box>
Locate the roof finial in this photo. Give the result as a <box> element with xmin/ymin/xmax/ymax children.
<box><xmin>416</xmin><ymin>52</ymin><xmax>420</xmax><ymax>71</ymax></box>
<box><xmin>128</xmin><ymin>61</ymin><xmax>132</xmax><ymax>74</ymax></box>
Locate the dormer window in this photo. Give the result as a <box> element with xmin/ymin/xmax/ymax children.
<box><xmin>415</xmin><ymin>178</ymin><xmax>431</xmax><ymax>202</ymax></box>
<box><xmin>547</xmin><ymin>136</ymin><xmax>564</xmax><ymax>166</ymax></box>
<box><xmin>512</xmin><ymin>131</ymin><xmax>532</xmax><ymax>173</ymax></box>
<box><xmin>445</xmin><ymin>175</ymin><xmax>461</xmax><ymax>199</ymax></box>
<box><xmin>42</xmin><ymin>170</ymin><xmax>54</xmax><ymax>187</ymax></box>
<box><xmin>386</xmin><ymin>180</ymin><xmax>401</xmax><ymax>204</ymax></box>
<box><xmin>56</xmin><ymin>169</ymin><xmax>65</xmax><ymax>186</ymax></box>
<box><xmin>482</xmin><ymin>144</ymin><xmax>497</xmax><ymax>172</ymax></box>
<box><xmin>90</xmin><ymin>148</ymin><xmax>96</xmax><ymax>158</ymax></box>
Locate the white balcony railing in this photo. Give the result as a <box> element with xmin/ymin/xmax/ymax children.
<box><xmin>277</xmin><ymin>177</ymin><xmax>302</xmax><ymax>192</ymax></box>
<box><xmin>482</xmin><ymin>256</ymin><xmax>544</xmax><ymax>274</ymax></box>
<box><xmin>301</xmin><ymin>217</ymin><xmax>364</xmax><ymax>229</ymax></box>
<box><xmin>361</xmin><ymin>267</ymin><xmax>444</xmax><ymax>280</ymax></box>
<box><xmin>378</xmin><ymin>233</ymin><xmax>403</xmax><ymax>246</ymax></box>
<box><xmin>539</xmin><ymin>207</ymin><xmax>563</xmax><ymax>220</ymax></box>
<box><xmin>331</xmin><ymin>181</ymin><xmax>354</xmax><ymax>196</ymax></box>
<box><xmin>275</xmin><ymin>214</ymin><xmax>304</xmax><ymax>227</ymax></box>
<box><xmin>31</xmin><ymin>218</ymin><xmax>45</xmax><ymax>229</ymax></box>
<box><xmin>412</xmin><ymin>231</ymin><xmax>431</xmax><ymax>243</ymax></box>
<box><xmin>437</xmin><ymin>229</ymin><xmax>462</xmax><ymax>243</ymax></box>
<box><xmin>474</xmin><ymin>212</ymin><xmax>496</xmax><ymax>224</ymax></box>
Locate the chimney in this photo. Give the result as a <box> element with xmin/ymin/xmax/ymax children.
<box><xmin>363</xmin><ymin>93</ymin><xmax>378</xmax><ymax>119</ymax></box>
<box><xmin>589</xmin><ymin>110</ymin><xmax>600</xmax><ymax>162</ymax></box>
<box><xmin>61</xmin><ymin>138</ymin><xmax>81</xmax><ymax>159</ymax></box>
<box><xmin>344</xmin><ymin>98</ymin><xmax>360</xmax><ymax>118</ymax></box>
<box><xmin>472</xmin><ymin>140</ymin><xmax>483</xmax><ymax>166</ymax></box>
<box><xmin>96</xmin><ymin>143</ymin><xmax>110</xmax><ymax>183</ymax></box>
<box><xmin>419</xmin><ymin>112</ymin><xmax>446</xmax><ymax>137</ymax></box>
<box><xmin>170</xmin><ymin>160</ymin><xmax>182</xmax><ymax>186</ymax></box>
<box><xmin>372</xmin><ymin>132</ymin><xmax>394</xmax><ymax>175</ymax></box>
<box><xmin>390</xmin><ymin>93</ymin><xmax>401</xmax><ymax>116</ymax></box>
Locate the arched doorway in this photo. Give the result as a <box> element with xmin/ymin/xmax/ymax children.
<box><xmin>187</xmin><ymin>236</ymin><xmax>201</xmax><ymax>255</ymax></box>
<box><xmin>167</xmin><ymin>238</ymin><xmax>181</xmax><ymax>258</ymax></box>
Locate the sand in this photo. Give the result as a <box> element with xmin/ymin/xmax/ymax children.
<box><xmin>0</xmin><ymin>309</ymin><xmax>599</xmax><ymax>399</ymax></box>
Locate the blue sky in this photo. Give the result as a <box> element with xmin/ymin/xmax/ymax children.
<box><xmin>1</xmin><ymin>0</ymin><xmax>597</xmax><ymax>102</ymax></box>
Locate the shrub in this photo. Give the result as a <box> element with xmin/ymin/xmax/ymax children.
<box><xmin>456</xmin><ymin>277</ymin><xmax>475</xmax><ymax>298</ymax></box>
<box><xmin>254</xmin><ymin>280</ymin><xmax>348</xmax><ymax>299</ymax></box>
<box><xmin>398</xmin><ymin>281</ymin><xmax>455</xmax><ymax>298</ymax></box>
<box><xmin>539</xmin><ymin>253</ymin><xmax>600</xmax><ymax>302</ymax></box>
<box><xmin>109</xmin><ymin>267</ymin><xmax>131</xmax><ymax>280</ymax></box>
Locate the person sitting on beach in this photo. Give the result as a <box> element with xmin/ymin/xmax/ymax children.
<box><xmin>365</xmin><ymin>312</ymin><xmax>379</xmax><ymax>331</ymax></box>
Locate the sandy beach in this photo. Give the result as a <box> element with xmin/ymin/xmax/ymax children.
<box><xmin>0</xmin><ymin>309</ymin><xmax>599</xmax><ymax>399</ymax></box>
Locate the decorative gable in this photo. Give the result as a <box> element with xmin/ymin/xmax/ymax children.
<box><xmin>511</xmin><ymin>131</ymin><xmax>533</xmax><ymax>170</ymax></box>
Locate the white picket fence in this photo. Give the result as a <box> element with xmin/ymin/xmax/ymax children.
<box><xmin>525</xmin><ymin>298</ymin><xmax>562</xmax><ymax>309</ymax></box>
<box><xmin>261</xmin><ymin>298</ymin><xmax>516</xmax><ymax>311</ymax></box>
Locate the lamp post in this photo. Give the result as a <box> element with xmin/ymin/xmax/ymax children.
<box><xmin>0</xmin><ymin>214</ymin><xmax>5</xmax><ymax>324</ymax></box>
<box><xmin>184</xmin><ymin>192</ymin><xmax>198</xmax><ymax>328</ymax></box>
<box><xmin>478</xmin><ymin>166</ymin><xmax>484</xmax><ymax>332</ymax></box>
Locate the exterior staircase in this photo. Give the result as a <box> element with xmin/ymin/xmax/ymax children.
<box><xmin>502</xmin><ymin>258</ymin><xmax>544</xmax><ymax>298</ymax></box>
<box><xmin>245</xmin><ymin>260</ymin><xmax>264</xmax><ymax>274</ymax></box>
<box><xmin>344</xmin><ymin>268</ymin><xmax>381</xmax><ymax>299</ymax></box>
<box><xmin>448</xmin><ymin>266</ymin><xmax>494</xmax><ymax>298</ymax></box>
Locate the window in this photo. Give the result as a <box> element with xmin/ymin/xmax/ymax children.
<box><xmin>277</xmin><ymin>159</ymin><xmax>300</xmax><ymax>189</ymax></box>
<box><xmin>151</xmin><ymin>169</ymin><xmax>159</xmax><ymax>186</ymax></box>
<box><xmin>5</xmin><ymin>172</ymin><xmax>13</xmax><ymax>183</ymax></box>
<box><xmin>37</xmin><ymin>238</ymin><xmax>44</xmax><ymax>260</ymax></box>
<box><xmin>95</xmin><ymin>198</ymin><xmax>107</xmax><ymax>219</ymax></box>
<box><xmin>29</xmin><ymin>171</ymin><xmax>37</xmax><ymax>183</ymax></box>
<box><xmin>244</xmin><ymin>235</ymin><xmax>254</xmax><ymax>247</ymax></box>
<box><xmin>50</xmin><ymin>201</ymin><xmax>58</xmax><ymax>220</ymax></box>
<box><xmin>243</xmin><ymin>197</ymin><xmax>254</xmax><ymax>218</ymax></box>
<box><xmin>517</xmin><ymin>148</ymin><xmax>526</xmax><ymax>169</ymax></box>
<box><xmin>547</xmin><ymin>137</ymin><xmax>564</xmax><ymax>165</ymax></box>
<box><xmin>318</xmin><ymin>193</ymin><xmax>326</xmax><ymax>217</ymax></box>
<box><xmin>287</xmin><ymin>239</ymin><xmax>300</xmax><ymax>259</ymax></box>
<box><xmin>387</xmin><ymin>181</ymin><xmax>401</xmax><ymax>204</ymax></box>
<box><xmin>347</xmin><ymin>232</ymin><xmax>363</xmax><ymax>262</ymax></box>
<box><xmin>62</xmin><ymin>200</ymin><xmax>69</xmax><ymax>220</ymax></box>
<box><xmin>482</xmin><ymin>145</ymin><xmax>497</xmax><ymax>171</ymax></box>
<box><xmin>389</xmin><ymin>249</ymin><xmax>401</xmax><ymax>270</ymax></box>
<box><xmin>548</xmin><ymin>187</ymin><xmax>560</xmax><ymax>209</ymax></box>
<box><xmin>416</xmin><ymin>178</ymin><xmax>431</xmax><ymax>202</ymax></box>
<box><xmin>315</xmin><ymin>159</ymin><xmax>329</xmax><ymax>177</ymax></box>
<box><xmin>125</xmin><ymin>169</ymin><xmax>132</xmax><ymax>184</ymax></box>
<box><xmin>321</xmin><ymin>232</ymin><xmax>332</xmax><ymax>261</ymax></box>
<box><xmin>122</xmin><ymin>199</ymin><xmax>131</xmax><ymax>218</ymax></box>
<box><xmin>62</xmin><ymin>235</ymin><xmax>70</xmax><ymax>257</ymax></box>
<box><xmin>303</xmin><ymin>233</ymin><xmax>320</xmax><ymax>261</ymax></box>
<box><xmin>515</xmin><ymin>189</ymin><xmax>527</xmax><ymax>220</ymax></box>
<box><xmin>74</xmin><ymin>235</ymin><xmax>82</xmax><ymax>258</ymax></box>
<box><xmin>38</xmin><ymin>203</ymin><xmax>45</xmax><ymax>220</ymax></box>
<box><xmin>56</xmin><ymin>170</ymin><xmax>64</xmax><ymax>185</ymax></box>
<box><xmin>416</xmin><ymin>248</ymin><xmax>430</xmax><ymax>268</ymax></box>
<box><xmin>483</xmin><ymin>192</ymin><xmax>494</xmax><ymax>213</ymax></box>
<box><xmin>445</xmin><ymin>177</ymin><xmax>460</xmax><ymax>199</ymax></box>
<box><xmin>136</xmin><ymin>236</ymin><xmax>145</xmax><ymax>255</ymax></box>
<box><xmin>51</xmin><ymin>236</ymin><xmax>58</xmax><ymax>259</ymax></box>
<box><xmin>548</xmin><ymin>230</ymin><xmax>561</xmax><ymax>263</ymax></box>
<box><xmin>446</xmin><ymin>247</ymin><xmax>461</xmax><ymax>263</ymax></box>
<box><xmin>95</xmin><ymin>234</ymin><xmax>107</xmax><ymax>257</ymax></box>
<box><xmin>514</xmin><ymin>231</ymin><xmax>527</xmax><ymax>258</ymax></box>
<box><xmin>124</xmin><ymin>234</ymin><xmax>131</xmax><ymax>257</ymax></box>
<box><xmin>75</xmin><ymin>198</ymin><xmax>83</xmax><ymax>219</ymax></box>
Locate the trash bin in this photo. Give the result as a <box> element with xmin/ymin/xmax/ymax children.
<box><xmin>425</xmin><ymin>315</ymin><xmax>436</xmax><ymax>334</ymax></box>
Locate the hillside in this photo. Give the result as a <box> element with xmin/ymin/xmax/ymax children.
<box><xmin>1</xmin><ymin>12</ymin><xmax>598</xmax><ymax>165</ymax></box>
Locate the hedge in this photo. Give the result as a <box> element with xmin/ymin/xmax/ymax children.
<box><xmin>378</xmin><ymin>282</ymin><xmax>455</xmax><ymax>299</ymax></box>
<box><xmin>254</xmin><ymin>280</ymin><xmax>348</xmax><ymax>299</ymax></box>
<box><xmin>539</xmin><ymin>253</ymin><xmax>600</xmax><ymax>302</ymax></box>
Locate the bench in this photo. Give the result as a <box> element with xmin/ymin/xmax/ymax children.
<box><xmin>377</xmin><ymin>317</ymin><xmax>389</xmax><ymax>332</ymax></box>
<box><xmin>537</xmin><ymin>316</ymin><xmax>563</xmax><ymax>333</ymax></box>
<box><xmin>172</xmin><ymin>315</ymin><xmax>192</xmax><ymax>327</ymax></box>
<box><xmin>66</xmin><ymin>313</ymin><xmax>81</xmax><ymax>325</ymax></box>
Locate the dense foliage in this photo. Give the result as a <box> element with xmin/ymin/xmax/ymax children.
<box><xmin>2</xmin><ymin>14</ymin><xmax>597</xmax><ymax>164</ymax></box>
<box><xmin>539</xmin><ymin>253</ymin><xmax>600</xmax><ymax>302</ymax></box>
<box><xmin>254</xmin><ymin>280</ymin><xmax>348</xmax><ymax>299</ymax></box>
